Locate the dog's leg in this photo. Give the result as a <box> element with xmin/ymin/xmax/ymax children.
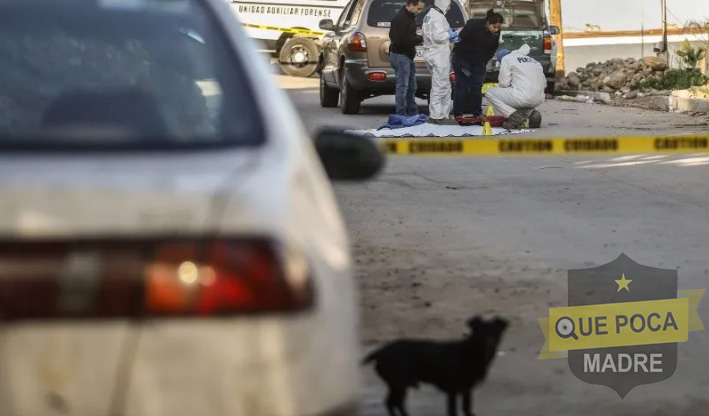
<box><xmin>384</xmin><ymin>385</ymin><xmax>398</xmax><ymax>416</ymax></box>
<box><xmin>391</xmin><ymin>386</ymin><xmax>409</xmax><ymax>416</ymax></box>
<box><xmin>462</xmin><ymin>389</ymin><xmax>475</xmax><ymax>416</ymax></box>
<box><xmin>385</xmin><ymin>383</ymin><xmax>409</xmax><ymax>416</ymax></box>
<box><xmin>446</xmin><ymin>393</ymin><xmax>458</xmax><ymax>416</ymax></box>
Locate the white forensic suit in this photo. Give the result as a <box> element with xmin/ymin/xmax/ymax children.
<box><xmin>422</xmin><ymin>0</ymin><xmax>452</xmax><ymax>120</ymax></box>
<box><xmin>485</xmin><ymin>44</ymin><xmax>547</xmax><ymax>118</ymax></box>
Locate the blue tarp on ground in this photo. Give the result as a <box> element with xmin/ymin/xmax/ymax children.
<box><xmin>377</xmin><ymin>114</ymin><xmax>428</xmax><ymax>130</ymax></box>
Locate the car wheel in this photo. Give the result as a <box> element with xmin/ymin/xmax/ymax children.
<box><xmin>279</xmin><ymin>37</ymin><xmax>319</xmax><ymax>78</ymax></box>
<box><xmin>320</xmin><ymin>72</ymin><xmax>339</xmax><ymax>108</ymax></box>
<box><xmin>339</xmin><ymin>76</ymin><xmax>361</xmax><ymax>115</ymax></box>
<box><xmin>316</xmin><ymin>55</ymin><xmax>324</xmax><ymax>76</ymax></box>
<box><xmin>545</xmin><ymin>81</ymin><xmax>556</xmax><ymax>96</ymax></box>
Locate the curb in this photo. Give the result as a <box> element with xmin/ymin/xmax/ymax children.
<box><xmin>554</xmin><ymin>89</ymin><xmax>709</xmax><ymax>115</ymax></box>
<box><xmin>670</xmin><ymin>94</ymin><xmax>709</xmax><ymax>113</ymax></box>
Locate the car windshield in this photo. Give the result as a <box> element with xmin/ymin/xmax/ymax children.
<box><xmin>0</xmin><ymin>0</ymin><xmax>264</xmax><ymax>150</ymax></box>
<box><xmin>367</xmin><ymin>0</ymin><xmax>466</xmax><ymax>29</ymax></box>
<box><xmin>469</xmin><ymin>0</ymin><xmax>544</xmax><ymax>30</ymax></box>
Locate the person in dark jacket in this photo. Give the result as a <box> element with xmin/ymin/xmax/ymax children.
<box><xmin>451</xmin><ymin>8</ymin><xmax>504</xmax><ymax>119</ymax></box>
<box><xmin>389</xmin><ymin>0</ymin><xmax>424</xmax><ymax>116</ymax></box>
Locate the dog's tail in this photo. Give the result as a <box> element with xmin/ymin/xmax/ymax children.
<box><xmin>360</xmin><ymin>348</ymin><xmax>381</xmax><ymax>366</ymax></box>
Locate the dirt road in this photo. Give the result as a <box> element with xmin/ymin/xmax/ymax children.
<box><xmin>280</xmin><ymin>74</ymin><xmax>709</xmax><ymax>416</ymax></box>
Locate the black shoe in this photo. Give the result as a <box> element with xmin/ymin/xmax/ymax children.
<box><xmin>502</xmin><ymin>110</ymin><xmax>526</xmax><ymax>130</ymax></box>
<box><xmin>528</xmin><ymin>110</ymin><xmax>542</xmax><ymax>128</ymax></box>
<box><xmin>440</xmin><ymin>117</ymin><xmax>460</xmax><ymax>126</ymax></box>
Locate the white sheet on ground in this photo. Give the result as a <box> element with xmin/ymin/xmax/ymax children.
<box><xmin>345</xmin><ymin>124</ymin><xmax>530</xmax><ymax>138</ymax></box>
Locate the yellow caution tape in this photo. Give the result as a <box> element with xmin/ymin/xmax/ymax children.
<box><xmin>379</xmin><ymin>134</ymin><xmax>709</xmax><ymax>157</ymax></box>
<box><xmin>241</xmin><ymin>23</ymin><xmax>325</xmax><ymax>37</ymax></box>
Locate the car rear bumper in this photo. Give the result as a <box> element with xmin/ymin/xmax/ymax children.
<box><xmin>344</xmin><ymin>59</ymin><xmax>433</xmax><ymax>94</ymax></box>
<box><xmin>341</xmin><ymin>57</ymin><xmax>555</xmax><ymax>96</ymax></box>
<box><xmin>319</xmin><ymin>402</ymin><xmax>361</xmax><ymax>416</ymax></box>
<box><xmin>0</xmin><ymin>317</ymin><xmax>361</xmax><ymax>416</ymax></box>
<box><xmin>484</xmin><ymin>70</ymin><xmax>557</xmax><ymax>84</ymax></box>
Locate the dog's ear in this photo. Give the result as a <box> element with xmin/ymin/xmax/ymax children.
<box><xmin>492</xmin><ymin>316</ymin><xmax>510</xmax><ymax>333</ymax></box>
<box><xmin>466</xmin><ymin>315</ymin><xmax>483</xmax><ymax>331</ymax></box>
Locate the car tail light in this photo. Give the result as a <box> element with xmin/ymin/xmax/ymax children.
<box><xmin>368</xmin><ymin>72</ymin><xmax>386</xmax><ymax>81</ymax></box>
<box><xmin>450</xmin><ymin>72</ymin><xmax>456</xmax><ymax>83</ymax></box>
<box><xmin>544</xmin><ymin>36</ymin><xmax>552</xmax><ymax>54</ymax></box>
<box><xmin>348</xmin><ymin>32</ymin><xmax>367</xmax><ymax>52</ymax></box>
<box><xmin>145</xmin><ymin>239</ymin><xmax>312</xmax><ymax>316</ymax></box>
<box><xmin>0</xmin><ymin>237</ymin><xmax>313</xmax><ymax>321</ymax></box>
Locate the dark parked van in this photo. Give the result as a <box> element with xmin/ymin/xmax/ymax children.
<box><xmin>468</xmin><ymin>0</ymin><xmax>559</xmax><ymax>93</ymax></box>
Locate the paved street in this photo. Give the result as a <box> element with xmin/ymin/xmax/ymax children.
<box><xmin>279</xmin><ymin>73</ymin><xmax>709</xmax><ymax>416</ymax></box>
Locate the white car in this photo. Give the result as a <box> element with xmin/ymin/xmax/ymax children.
<box><xmin>0</xmin><ymin>0</ymin><xmax>383</xmax><ymax>415</ymax></box>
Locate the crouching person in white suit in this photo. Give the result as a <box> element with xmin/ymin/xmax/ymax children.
<box><xmin>486</xmin><ymin>44</ymin><xmax>546</xmax><ymax>129</ymax></box>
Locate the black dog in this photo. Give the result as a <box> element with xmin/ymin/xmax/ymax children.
<box><xmin>362</xmin><ymin>316</ymin><xmax>509</xmax><ymax>416</ymax></box>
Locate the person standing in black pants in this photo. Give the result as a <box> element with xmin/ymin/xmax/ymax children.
<box><xmin>451</xmin><ymin>9</ymin><xmax>504</xmax><ymax>119</ymax></box>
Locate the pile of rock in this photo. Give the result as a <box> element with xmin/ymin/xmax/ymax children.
<box><xmin>557</xmin><ymin>56</ymin><xmax>669</xmax><ymax>99</ymax></box>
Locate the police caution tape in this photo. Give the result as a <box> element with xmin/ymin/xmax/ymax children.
<box><xmin>241</xmin><ymin>23</ymin><xmax>325</xmax><ymax>36</ymax></box>
<box><xmin>380</xmin><ymin>135</ymin><xmax>709</xmax><ymax>156</ymax></box>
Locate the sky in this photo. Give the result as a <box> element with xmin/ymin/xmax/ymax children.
<box><xmin>560</xmin><ymin>0</ymin><xmax>709</xmax><ymax>32</ymax></box>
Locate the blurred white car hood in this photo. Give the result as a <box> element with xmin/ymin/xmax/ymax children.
<box><xmin>0</xmin><ymin>151</ymin><xmax>260</xmax><ymax>238</ymax></box>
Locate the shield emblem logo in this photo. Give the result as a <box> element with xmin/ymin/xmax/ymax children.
<box><xmin>566</xmin><ymin>253</ymin><xmax>677</xmax><ymax>398</ymax></box>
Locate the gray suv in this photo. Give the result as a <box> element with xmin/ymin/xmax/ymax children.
<box><xmin>318</xmin><ymin>0</ymin><xmax>469</xmax><ymax>114</ymax></box>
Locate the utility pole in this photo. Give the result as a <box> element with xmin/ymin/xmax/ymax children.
<box><xmin>640</xmin><ymin>0</ymin><xmax>644</xmax><ymax>57</ymax></box>
<box><xmin>548</xmin><ymin>0</ymin><xmax>565</xmax><ymax>78</ymax></box>
<box><xmin>660</xmin><ymin>0</ymin><xmax>668</xmax><ymax>62</ymax></box>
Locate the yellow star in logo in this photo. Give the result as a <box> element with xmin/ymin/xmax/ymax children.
<box><xmin>616</xmin><ymin>273</ymin><xmax>632</xmax><ymax>292</ymax></box>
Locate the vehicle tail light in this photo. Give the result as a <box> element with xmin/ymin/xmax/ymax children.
<box><xmin>368</xmin><ymin>72</ymin><xmax>386</xmax><ymax>81</ymax></box>
<box><xmin>348</xmin><ymin>32</ymin><xmax>367</xmax><ymax>52</ymax></box>
<box><xmin>450</xmin><ymin>72</ymin><xmax>456</xmax><ymax>83</ymax></box>
<box><xmin>0</xmin><ymin>237</ymin><xmax>313</xmax><ymax>321</ymax></box>
<box><xmin>544</xmin><ymin>36</ymin><xmax>552</xmax><ymax>54</ymax></box>
<box><xmin>145</xmin><ymin>239</ymin><xmax>312</xmax><ymax>316</ymax></box>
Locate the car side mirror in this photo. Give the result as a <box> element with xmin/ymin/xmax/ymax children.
<box><xmin>314</xmin><ymin>128</ymin><xmax>385</xmax><ymax>181</ymax></box>
<box><xmin>319</xmin><ymin>19</ymin><xmax>336</xmax><ymax>31</ymax></box>
<box><xmin>549</xmin><ymin>26</ymin><xmax>560</xmax><ymax>35</ymax></box>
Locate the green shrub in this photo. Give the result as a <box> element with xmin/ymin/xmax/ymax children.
<box><xmin>676</xmin><ymin>39</ymin><xmax>706</xmax><ymax>70</ymax></box>
<box><xmin>634</xmin><ymin>69</ymin><xmax>708</xmax><ymax>91</ymax></box>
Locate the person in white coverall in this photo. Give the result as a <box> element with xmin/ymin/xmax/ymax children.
<box><xmin>485</xmin><ymin>44</ymin><xmax>546</xmax><ymax>129</ymax></box>
<box><xmin>422</xmin><ymin>0</ymin><xmax>458</xmax><ymax>125</ymax></box>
